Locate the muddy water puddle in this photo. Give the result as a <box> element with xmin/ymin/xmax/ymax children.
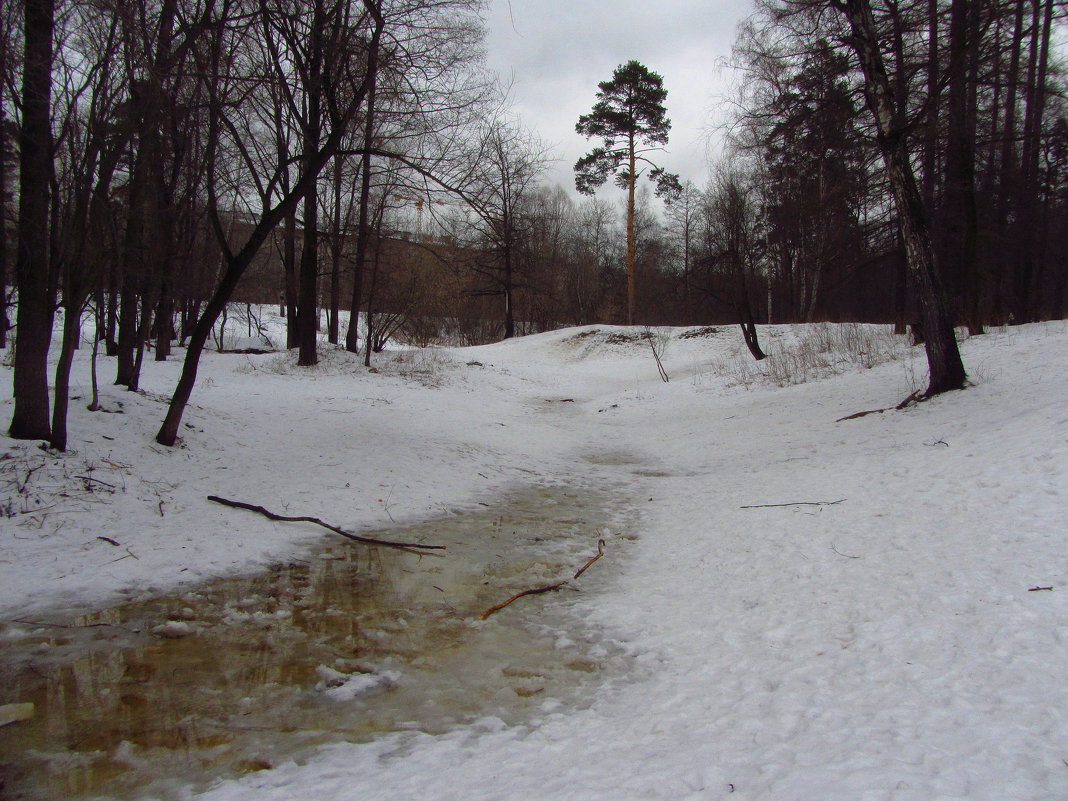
<box><xmin>0</xmin><ymin>485</ymin><xmax>624</xmax><ymax>800</ymax></box>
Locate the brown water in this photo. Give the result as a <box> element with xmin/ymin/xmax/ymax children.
<box><xmin>0</xmin><ymin>485</ymin><xmax>624</xmax><ymax>801</ymax></box>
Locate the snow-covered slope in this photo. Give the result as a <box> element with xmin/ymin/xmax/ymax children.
<box><xmin>1</xmin><ymin>320</ymin><xmax>1065</xmax><ymax>800</ymax></box>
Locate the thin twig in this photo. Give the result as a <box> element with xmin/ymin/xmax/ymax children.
<box><xmin>830</xmin><ymin>542</ymin><xmax>861</xmax><ymax>559</ymax></box>
<box><xmin>207</xmin><ymin>495</ymin><xmax>445</xmax><ymax>552</ymax></box>
<box><xmin>740</xmin><ymin>499</ymin><xmax>847</xmax><ymax>509</ymax></box>
<box><xmin>76</xmin><ymin>475</ymin><xmax>116</xmax><ymax>488</ymax></box>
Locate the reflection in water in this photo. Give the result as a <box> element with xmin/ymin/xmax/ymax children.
<box><xmin>0</xmin><ymin>486</ymin><xmax>625</xmax><ymax>800</ymax></box>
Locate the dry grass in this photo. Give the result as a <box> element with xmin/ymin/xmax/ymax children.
<box><xmin>717</xmin><ymin>323</ymin><xmax>913</xmax><ymax>389</ymax></box>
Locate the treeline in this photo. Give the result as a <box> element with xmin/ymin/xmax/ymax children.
<box><xmin>724</xmin><ymin>0</ymin><xmax>1067</xmax><ymax>330</ymax></box>
<box><xmin>349</xmin><ymin>0</ymin><xmax>1068</xmax><ymax>349</ymax></box>
<box><xmin>2</xmin><ymin>0</ymin><xmax>1066</xmax><ymax>449</ymax></box>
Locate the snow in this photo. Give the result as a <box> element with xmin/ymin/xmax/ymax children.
<box><xmin>315</xmin><ymin>665</ymin><xmax>401</xmax><ymax>701</ymax></box>
<box><xmin>1</xmin><ymin>317</ymin><xmax>1066</xmax><ymax>800</ymax></box>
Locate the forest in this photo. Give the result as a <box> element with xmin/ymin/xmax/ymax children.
<box><xmin>1</xmin><ymin>0</ymin><xmax>1066</xmax><ymax>449</ymax></box>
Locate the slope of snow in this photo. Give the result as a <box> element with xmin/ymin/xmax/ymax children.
<box><xmin>1</xmin><ymin>319</ymin><xmax>1066</xmax><ymax>800</ymax></box>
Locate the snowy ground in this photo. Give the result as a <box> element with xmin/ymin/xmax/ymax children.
<box><xmin>2</xmin><ymin>317</ymin><xmax>1066</xmax><ymax>800</ymax></box>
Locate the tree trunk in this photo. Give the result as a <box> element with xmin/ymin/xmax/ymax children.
<box><xmin>363</xmin><ymin>235</ymin><xmax>381</xmax><ymax>367</ymax></box>
<box><xmin>346</xmin><ymin>79</ymin><xmax>377</xmax><ymax>354</ymax></box>
<box><xmin>1015</xmin><ymin>0</ymin><xmax>1053</xmax><ymax>322</ymax></box>
<box><xmin>920</xmin><ymin>0</ymin><xmax>938</xmax><ymax>209</ymax></box>
<box><xmin>283</xmin><ymin>211</ymin><xmax>298</xmax><ymax>347</ymax></box>
<box><xmin>49</xmin><ymin>303</ymin><xmax>81</xmax><ymax>451</ymax></box>
<box><xmin>739</xmin><ymin>315</ymin><xmax>766</xmax><ymax>361</ymax></box>
<box><xmin>9</xmin><ymin>0</ymin><xmax>55</xmax><ymax>441</ymax></box>
<box><xmin>944</xmin><ymin>0</ymin><xmax>982</xmax><ymax>333</ymax></box>
<box><xmin>992</xmin><ymin>0</ymin><xmax>1026</xmax><ymax>324</ymax></box>
<box><xmin>327</xmin><ymin>157</ymin><xmax>342</xmax><ymax>345</ymax></box>
<box><xmin>296</xmin><ymin>0</ymin><xmax>325</xmax><ymax>367</ymax></box>
<box><xmin>155</xmin><ymin>283</ymin><xmax>173</xmax><ymax>360</ymax></box>
<box><xmin>297</xmin><ymin>177</ymin><xmax>319</xmax><ymax>365</ymax></box>
<box><xmin>503</xmin><ymin>243</ymin><xmax>515</xmax><ymax>339</ymax></box>
<box><xmin>0</xmin><ymin>102</ymin><xmax>9</xmax><ymax>351</ymax></box>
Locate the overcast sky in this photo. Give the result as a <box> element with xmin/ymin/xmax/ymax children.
<box><xmin>483</xmin><ymin>0</ymin><xmax>756</xmax><ymax>198</ymax></box>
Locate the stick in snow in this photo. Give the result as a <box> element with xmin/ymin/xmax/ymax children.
<box><xmin>207</xmin><ymin>496</ymin><xmax>446</xmax><ymax>552</ymax></box>
<box><xmin>740</xmin><ymin>499</ymin><xmax>846</xmax><ymax>509</ymax></box>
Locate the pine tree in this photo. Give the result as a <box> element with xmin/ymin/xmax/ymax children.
<box><xmin>575</xmin><ymin>60</ymin><xmax>681</xmax><ymax>325</ymax></box>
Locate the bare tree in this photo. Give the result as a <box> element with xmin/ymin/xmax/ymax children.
<box><xmin>830</xmin><ymin>0</ymin><xmax>966</xmax><ymax>396</ymax></box>
<box><xmin>454</xmin><ymin>114</ymin><xmax>550</xmax><ymax>339</ymax></box>
<box><xmin>700</xmin><ymin>170</ymin><xmax>768</xmax><ymax>360</ymax></box>
<box><xmin>664</xmin><ymin>181</ymin><xmax>703</xmax><ymax>324</ymax></box>
<box><xmin>49</xmin><ymin>8</ymin><xmax>128</xmax><ymax>450</ymax></box>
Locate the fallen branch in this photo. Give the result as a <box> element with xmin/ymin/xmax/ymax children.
<box><xmin>479</xmin><ymin>582</ymin><xmax>568</xmax><ymax>620</ymax></box>
<box><xmin>1028</xmin><ymin>586</ymin><xmax>1054</xmax><ymax>592</ymax></box>
<box><xmin>836</xmin><ymin>407</ymin><xmax>886</xmax><ymax>422</ymax></box>
<box><xmin>740</xmin><ymin>499</ymin><xmax>846</xmax><ymax>509</ymax></box>
<box><xmin>836</xmin><ymin>390</ymin><xmax>926</xmax><ymax>422</ymax></box>
<box><xmin>207</xmin><ymin>495</ymin><xmax>446</xmax><ymax>552</ymax></box>
<box><xmin>481</xmin><ymin>539</ymin><xmax>607</xmax><ymax>620</ymax></box>
<box><xmin>574</xmin><ymin>539</ymin><xmax>605</xmax><ymax>579</ymax></box>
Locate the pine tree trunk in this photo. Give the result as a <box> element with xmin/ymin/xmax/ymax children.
<box><xmin>944</xmin><ymin>0</ymin><xmax>981</xmax><ymax>333</ymax></box>
<box><xmin>993</xmin><ymin>0</ymin><xmax>1026</xmax><ymax>323</ymax></box>
<box><xmin>1015</xmin><ymin>0</ymin><xmax>1053</xmax><ymax>322</ymax></box>
<box><xmin>626</xmin><ymin>133</ymin><xmax>636</xmax><ymax>326</ymax></box>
